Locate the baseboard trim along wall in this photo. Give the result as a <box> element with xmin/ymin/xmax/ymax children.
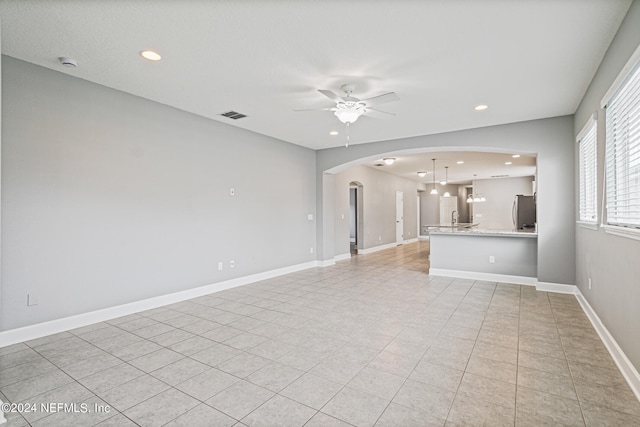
<box><xmin>0</xmin><ymin>260</ymin><xmax>319</xmax><ymax>348</ymax></box>
<box><xmin>428</xmin><ymin>268</ymin><xmax>538</xmax><ymax>286</ymax></box>
<box><xmin>2</xmin><ymin>260</ymin><xmax>638</xmax><ymax>405</ymax></box>
<box><xmin>333</xmin><ymin>253</ymin><xmax>352</xmax><ymax>262</ymax></box>
<box><xmin>575</xmin><ymin>288</ymin><xmax>640</xmax><ymax>402</ymax></box>
<box><xmin>357</xmin><ymin>242</ymin><xmax>401</xmax><ymax>255</ymax></box>
<box><xmin>431</xmin><ymin>268</ymin><xmax>640</xmax><ymax>402</ymax></box>
<box><xmin>536</xmin><ymin>281</ymin><xmax>577</xmax><ymax>294</ymax></box>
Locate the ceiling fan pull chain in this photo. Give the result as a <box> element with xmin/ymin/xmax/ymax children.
<box><xmin>345</xmin><ymin>122</ymin><xmax>350</xmax><ymax>148</ymax></box>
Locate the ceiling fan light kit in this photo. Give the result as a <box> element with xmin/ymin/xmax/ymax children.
<box><xmin>296</xmin><ymin>83</ymin><xmax>399</xmax><ymax>147</ymax></box>
<box><xmin>334</xmin><ymin>107</ymin><xmax>364</xmax><ymax>124</ymax></box>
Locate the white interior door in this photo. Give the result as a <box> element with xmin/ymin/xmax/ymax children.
<box><xmin>396</xmin><ymin>191</ymin><xmax>404</xmax><ymax>244</ymax></box>
<box><xmin>439</xmin><ymin>196</ymin><xmax>458</xmax><ymax>226</ymax></box>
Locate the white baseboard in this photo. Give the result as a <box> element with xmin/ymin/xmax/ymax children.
<box><xmin>404</xmin><ymin>238</ymin><xmax>419</xmax><ymax>244</ymax></box>
<box><xmin>317</xmin><ymin>259</ymin><xmax>335</xmax><ymax>267</ymax></box>
<box><xmin>575</xmin><ymin>288</ymin><xmax>640</xmax><ymax>402</ymax></box>
<box><xmin>358</xmin><ymin>242</ymin><xmax>400</xmax><ymax>255</ymax></box>
<box><xmin>0</xmin><ymin>260</ymin><xmax>318</xmax><ymax>348</ymax></box>
<box><xmin>418</xmin><ymin>235</ymin><xmax>430</xmax><ymax>241</ymax></box>
<box><xmin>333</xmin><ymin>253</ymin><xmax>352</xmax><ymax>262</ymax></box>
<box><xmin>536</xmin><ymin>281</ymin><xmax>577</xmax><ymax>294</ymax></box>
<box><xmin>431</xmin><ymin>269</ymin><xmax>640</xmax><ymax>402</ymax></box>
<box><xmin>429</xmin><ymin>268</ymin><xmax>537</xmax><ymax>286</ymax></box>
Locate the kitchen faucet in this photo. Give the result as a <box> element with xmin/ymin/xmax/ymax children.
<box><xmin>451</xmin><ymin>210</ymin><xmax>458</xmax><ymax>227</ymax></box>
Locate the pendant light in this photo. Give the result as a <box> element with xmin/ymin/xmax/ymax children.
<box><xmin>440</xmin><ymin>166</ymin><xmax>449</xmax><ymax>185</ymax></box>
<box><xmin>466</xmin><ymin>174</ymin><xmax>486</xmax><ymax>202</ymax></box>
<box><xmin>442</xmin><ymin>166</ymin><xmax>451</xmax><ymax>196</ymax></box>
<box><xmin>430</xmin><ymin>158</ymin><xmax>438</xmax><ymax>195</ymax></box>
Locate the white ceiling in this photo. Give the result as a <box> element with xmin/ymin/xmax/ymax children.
<box><xmin>0</xmin><ymin>0</ymin><xmax>632</xmax><ymax>151</ymax></box>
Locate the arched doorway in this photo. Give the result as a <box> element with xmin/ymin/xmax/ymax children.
<box><xmin>349</xmin><ymin>181</ymin><xmax>363</xmax><ymax>255</ymax></box>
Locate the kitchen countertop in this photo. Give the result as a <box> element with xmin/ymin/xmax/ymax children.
<box><xmin>422</xmin><ymin>223</ymin><xmax>478</xmax><ymax>229</ymax></box>
<box><xmin>428</xmin><ymin>228</ymin><xmax>538</xmax><ymax>238</ymax></box>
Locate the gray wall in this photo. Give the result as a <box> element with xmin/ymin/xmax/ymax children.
<box><xmin>318</xmin><ymin>115</ymin><xmax>575</xmax><ymax>286</ymax></box>
<box><xmin>333</xmin><ymin>165</ymin><xmax>420</xmax><ymax>256</ymax></box>
<box><xmin>458</xmin><ymin>186</ymin><xmax>470</xmax><ymax>224</ymax></box>
<box><xmin>473</xmin><ymin>176</ymin><xmax>535</xmax><ymax>230</ymax></box>
<box><xmin>420</xmin><ymin>192</ymin><xmax>438</xmax><ymax>231</ymax></box>
<box><xmin>573</xmin><ymin>1</ymin><xmax>640</xmax><ymax>370</ymax></box>
<box><xmin>420</xmin><ymin>184</ymin><xmax>462</xmax><ymax>230</ymax></box>
<box><xmin>1</xmin><ymin>57</ymin><xmax>317</xmax><ymax>330</ymax></box>
<box><xmin>430</xmin><ymin>234</ymin><xmax>537</xmax><ymax>278</ymax></box>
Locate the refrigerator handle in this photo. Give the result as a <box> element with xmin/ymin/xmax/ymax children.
<box><xmin>512</xmin><ymin>197</ymin><xmax>517</xmax><ymax>229</ymax></box>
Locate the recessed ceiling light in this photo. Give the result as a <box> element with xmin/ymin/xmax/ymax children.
<box><xmin>383</xmin><ymin>158</ymin><xmax>396</xmax><ymax>165</ymax></box>
<box><xmin>474</xmin><ymin>104</ymin><xmax>488</xmax><ymax>111</ymax></box>
<box><xmin>457</xmin><ymin>161</ymin><xmax>464</xmax><ymax>164</ymax></box>
<box><xmin>512</xmin><ymin>154</ymin><xmax>521</xmax><ymax>158</ymax></box>
<box><xmin>329</xmin><ymin>131</ymin><xmax>339</xmax><ymax>136</ymax></box>
<box><xmin>505</xmin><ymin>161</ymin><xmax>512</xmax><ymax>165</ymax></box>
<box><xmin>417</xmin><ymin>171</ymin><xmax>427</xmax><ymax>177</ymax></box>
<box><xmin>140</xmin><ymin>50</ymin><xmax>162</xmax><ymax>61</ymax></box>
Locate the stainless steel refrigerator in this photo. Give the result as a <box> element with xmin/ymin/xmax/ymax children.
<box><xmin>512</xmin><ymin>195</ymin><xmax>536</xmax><ymax>230</ymax></box>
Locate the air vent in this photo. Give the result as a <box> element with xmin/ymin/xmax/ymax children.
<box><xmin>220</xmin><ymin>111</ymin><xmax>247</xmax><ymax>120</ymax></box>
<box><xmin>491</xmin><ymin>174</ymin><xmax>510</xmax><ymax>178</ymax></box>
<box><xmin>374</xmin><ymin>163</ymin><xmax>385</xmax><ymax>167</ymax></box>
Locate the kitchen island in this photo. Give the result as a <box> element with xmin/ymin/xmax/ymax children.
<box><xmin>428</xmin><ymin>228</ymin><xmax>538</xmax><ymax>285</ymax></box>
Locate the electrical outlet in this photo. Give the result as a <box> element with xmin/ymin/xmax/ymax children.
<box><xmin>489</xmin><ymin>256</ymin><xmax>495</xmax><ymax>264</ymax></box>
<box><xmin>588</xmin><ymin>278</ymin><xmax>592</xmax><ymax>289</ymax></box>
<box><xmin>310</xmin><ymin>247</ymin><xmax>314</xmax><ymax>254</ymax></box>
<box><xmin>218</xmin><ymin>262</ymin><xmax>223</xmax><ymax>271</ymax></box>
<box><xmin>230</xmin><ymin>260</ymin><xmax>235</xmax><ymax>268</ymax></box>
<box><xmin>229</xmin><ymin>188</ymin><xmax>235</xmax><ymax>196</ymax></box>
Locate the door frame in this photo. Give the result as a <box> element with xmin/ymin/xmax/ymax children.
<box><xmin>396</xmin><ymin>191</ymin><xmax>404</xmax><ymax>245</ymax></box>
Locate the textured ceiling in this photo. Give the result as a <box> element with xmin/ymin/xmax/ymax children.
<box><xmin>0</xmin><ymin>0</ymin><xmax>632</xmax><ymax>151</ymax></box>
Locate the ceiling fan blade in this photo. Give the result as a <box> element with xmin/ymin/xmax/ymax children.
<box><xmin>361</xmin><ymin>92</ymin><xmax>399</xmax><ymax>107</ymax></box>
<box><xmin>293</xmin><ymin>108</ymin><xmax>334</xmax><ymax>112</ymax></box>
<box><xmin>364</xmin><ymin>108</ymin><xmax>396</xmax><ymax>119</ymax></box>
<box><xmin>318</xmin><ymin>89</ymin><xmax>345</xmax><ymax>103</ymax></box>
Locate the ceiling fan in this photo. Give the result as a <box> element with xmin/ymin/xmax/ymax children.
<box><xmin>296</xmin><ymin>83</ymin><xmax>399</xmax><ymax>125</ymax></box>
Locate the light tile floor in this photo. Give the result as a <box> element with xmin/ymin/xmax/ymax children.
<box><xmin>1</xmin><ymin>241</ymin><xmax>639</xmax><ymax>426</ymax></box>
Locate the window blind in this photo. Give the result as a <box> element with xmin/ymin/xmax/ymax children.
<box><xmin>578</xmin><ymin>118</ymin><xmax>597</xmax><ymax>222</ymax></box>
<box><xmin>605</xmin><ymin>59</ymin><xmax>640</xmax><ymax>228</ymax></box>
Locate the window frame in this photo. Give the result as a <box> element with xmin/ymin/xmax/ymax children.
<box><xmin>576</xmin><ymin>114</ymin><xmax>598</xmax><ymax>228</ymax></box>
<box><xmin>600</xmin><ymin>53</ymin><xmax>640</xmax><ymax>240</ymax></box>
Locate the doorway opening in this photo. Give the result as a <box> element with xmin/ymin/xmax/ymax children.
<box><xmin>349</xmin><ymin>182</ymin><xmax>363</xmax><ymax>255</ymax></box>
